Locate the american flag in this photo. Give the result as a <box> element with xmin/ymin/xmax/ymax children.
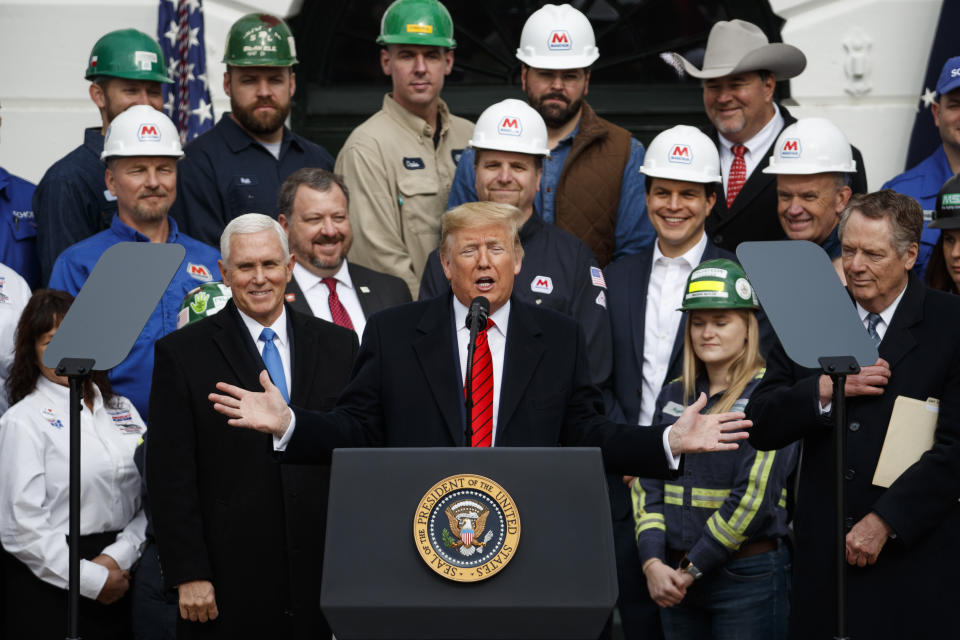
<box><xmin>590</xmin><ymin>266</ymin><xmax>606</xmax><ymax>289</ymax></box>
<box><xmin>158</xmin><ymin>0</ymin><xmax>214</xmax><ymax>144</ymax></box>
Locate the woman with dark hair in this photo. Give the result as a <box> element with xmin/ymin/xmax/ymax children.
<box><xmin>924</xmin><ymin>174</ymin><xmax>960</xmax><ymax>294</ymax></box>
<box><xmin>0</xmin><ymin>289</ymin><xmax>146</xmax><ymax>639</ymax></box>
<box><xmin>632</xmin><ymin>260</ymin><xmax>798</xmax><ymax>640</ymax></box>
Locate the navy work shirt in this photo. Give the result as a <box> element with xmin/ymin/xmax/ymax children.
<box><xmin>0</xmin><ymin>167</ymin><xmax>39</xmax><ymax>288</ymax></box>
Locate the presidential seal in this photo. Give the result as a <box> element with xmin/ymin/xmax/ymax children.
<box><xmin>413</xmin><ymin>474</ymin><xmax>521</xmax><ymax>583</ymax></box>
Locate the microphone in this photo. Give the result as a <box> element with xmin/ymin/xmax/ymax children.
<box><xmin>463</xmin><ymin>296</ymin><xmax>490</xmax><ymax>447</ymax></box>
<box><xmin>465</xmin><ymin>296</ymin><xmax>490</xmax><ymax>331</ymax></box>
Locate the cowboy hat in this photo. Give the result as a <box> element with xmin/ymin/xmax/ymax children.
<box><xmin>672</xmin><ymin>19</ymin><xmax>806</xmax><ymax>80</ymax></box>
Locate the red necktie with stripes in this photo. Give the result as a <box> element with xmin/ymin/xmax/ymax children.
<box><xmin>726</xmin><ymin>144</ymin><xmax>748</xmax><ymax>208</ymax></box>
<box><xmin>468</xmin><ymin>318</ymin><xmax>495</xmax><ymax>447</ymax></box>
<box><xmin>321</xmin><ymin>278</ymin><xmax>355</xmax><ymax>330</ymax></box>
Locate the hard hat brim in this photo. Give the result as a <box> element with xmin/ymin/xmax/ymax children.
<box><xmin>515</xmin><ymin>50</ymin><xmax>599</xmax><ymax>70</ymax></box>
<box><xmin>86</xmin><ymin>69</ymin><xmax>173</xmax><ymax>84</ymax></box>
<box><xmin>377</xmin><ymin>34</ymin><xmax>456</xmax><ymax>48</ymax></box>
<box><xmin>640</xmin><ymin>167</ymin><xmax>722</xmax><ymax>184</ymax></box>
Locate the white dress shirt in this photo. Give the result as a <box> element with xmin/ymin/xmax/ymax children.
<box><xmin>293</xmin><ymin>261</ymin><xmax>366</xmax><ymax>340</ymax></box>
<box><xmin>238</xmin><ymin>306</ymin><xmax>292</xmax><ymax>398</ymax></box>
<box><xmin>717</xmin><ymin>104</ymin><xmax>784</xmax><ymax>196</ymax></box>
<box><xmin>0</xmin><ymin>377</ymin><xmax>147</xmax><ymax>599</ymax></box>
<box><xmin>640</xmin><ymin>234</ymin><xmax>709</xmax><ymax>426</ymax></box>
<box><xmin>453</xmin><ymin>297</ymin><xmax>510</xmax><ymax>445</ymax></box>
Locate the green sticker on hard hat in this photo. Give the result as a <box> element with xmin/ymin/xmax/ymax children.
<box><xmin>942</xmin><ymin>193</ymin><xmax>960</xmax><ymax>207</ymax></box>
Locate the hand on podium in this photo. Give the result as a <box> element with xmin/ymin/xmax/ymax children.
<box><xmin>210</xmin><ymin>370</ymin><xmax>292</xmax><ymax>437</ymax></box>
<box><xmin>667</xmin><ymin>392</ymin><xmax>751</xmax><ymax>456</ymax></box>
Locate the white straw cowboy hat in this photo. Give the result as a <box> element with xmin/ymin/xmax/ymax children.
<box><xmin>672</xmin><ymin>19</ymin><xmax>806</xmax><ymax>80</ymax></box>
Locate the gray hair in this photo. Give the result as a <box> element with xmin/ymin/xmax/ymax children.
<box><xmin>220</xmin><ymin>213</ymin><xmax>289</xmax><ymax>264</ymax></box>
<box><xmin>838</xmin><ymin>190</ymin><xmax>922</xmax><ymax>256</ymax></box>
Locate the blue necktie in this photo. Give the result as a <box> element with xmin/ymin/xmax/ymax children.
<box><xmin>259</xmin><ymin>327</ymin><xmax>289</xmax><ymax>403</ymax></box>
<box><xmin>866</xmin><ymin>312</ymin><xmax>882</xmax><ymax>347</ymax></box>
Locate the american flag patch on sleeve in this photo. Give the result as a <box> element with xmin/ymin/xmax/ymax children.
<box><xmin>590</xmin><ymin>266</ymin><xmax>606</xmax><ymax>288</ymax></box>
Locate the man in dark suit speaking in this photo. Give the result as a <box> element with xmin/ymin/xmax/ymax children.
<box><xmin>146</xmin><ymin>214</ymin><xmax>358</xmax><ymax>639</ymax></box>
<box><xmin>210</xmin><ymin>202</ymin><xmax>752</xmax><ymax>476</ymax></box>
<box><xmin>747</xmin><ymin>191</ymin><xmax>960</xmax><ymax>638</ymax></box>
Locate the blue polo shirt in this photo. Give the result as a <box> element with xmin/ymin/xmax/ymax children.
<box><xmin>0</xmin><ymin>167</ymin><xmax>39</xmax><ymax>289</ymax></box>
<box><xmin>447</xmin><ymin>126</ymin><xmax>654</xmax><ymax>261</ymax></box>
<box><xmin>168</xmin><ymin>114</ymin><xmax>334</xmax><ymax>247</ymax></box>
<box><xmin>883</xmin><ymin>145</ymin><xmax>955</xmax><ymax>277</ymax></box>
<box><xmin>48</xmin><ymin>215</ymin><xmax>220</xmax><ymax>417</ymax></box>
<box><xmin>33</xmin><ymin>127</ymin><xmax>118</xmax><ymax>285</ymax></box>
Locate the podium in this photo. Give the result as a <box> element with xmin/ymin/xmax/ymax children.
<box><xmin>321</xmin><ymin>447</ymin><xmax>618</xmax><ymax>640</ymax></box>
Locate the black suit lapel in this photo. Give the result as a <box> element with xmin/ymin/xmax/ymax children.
<box><xmin>347</xmin><ymin>262</ymin><xmax>376</xmax><ymax>319</ymax></box>
<box><xmin>212</xmin><ymin>301</ymin><xmax>265</xmax><ymax>392</ymax></box>
<box><xmin>412</xmin><ymin>296</ymin><xmax>464</xmax><ymax>444</ymax></box>
<box><xmin>878</xmin><ymin>277</ymin><xmax>923</xmax><ymax>370</ymax></box>
<box><xmin>498</xmin><ymin>302</ymin><xmax>546</xmax><ymax>440</ymax></box>
<box><xmin>284</xmin><ymin>276</ymin><xmax>313</xmax><ymax>316</ymax></box>
<box><xmin>629</xmin><ymin>252</ymin><xmax>654</xmax><ymax>370</ymax></box>
<box><xmin>288</xmin><ymin>307</ymin><xmax>317</xmax><ymax>405</ymax></box>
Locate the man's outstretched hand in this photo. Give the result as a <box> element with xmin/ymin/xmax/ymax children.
<box><xmin>209</xmin><ymin>370</ymin><xmax>291</xmax><ymax>437</ymax></box>
<box><xmin>667</xmin><ymin>392</ymin><xmax>751</xmax><ymax>456</ymax></box>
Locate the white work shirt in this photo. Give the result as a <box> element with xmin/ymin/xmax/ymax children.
<box><xmin>0</xmin><ymin>265</ymin><xmax>31</xmax><ymax>415</ymax></box>
<box><xmin>238</xmin><ymin>306</ymin><xmax>292</xmax><ymax>397</ymax></box>
<box><xmin>453</xmin><ymin>297</ymin><xmax>510</xmax><ymax>445</ymax></box>
<box><xmin>718</xmin><ymin>104</ymin><xmax>784</xmax><ymax>196</ymax></box>
<box><xmin>292</xmin><ymin>261</ymin><xmax>366</xmax><ymax>340</ymax></box>
<box><xmin>0</xmin><ymin>377</ymin><xmax>147</xmax><ymax>600</ymax></box>
<box><xmin>640</xmin><ymin>234</ymin><xmax>708</xmax><ymax>426</ymax></box>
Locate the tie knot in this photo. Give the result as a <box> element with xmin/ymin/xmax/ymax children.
<box><xmin>483</xmin><ymin>318</ymin><xmax>495</xmax><ymax>332</ymax></box>
<box><xmin>260</xmin><ymin>327</ymin><xmax>277</xmax><ymax>343</ymax></box>
<box><xmin>321</xmin><ymin>277</ymin><xmax>338</xmax><ymax>293</ymax></box>
<box><xmin>732</xmin><ymin>144</ymin><xmax>747</xmax><ymax>158</ymax></box>
<box><xmin>867</xmin><ymin>312</ymin><xmax>881</xmax><ymax>330</ymax></box>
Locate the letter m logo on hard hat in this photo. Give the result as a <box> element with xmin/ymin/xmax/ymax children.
<box><xmin>781</xmin><ymin>139</ymin><xmax>801</xmax><ymax>158</ymax></box>
<box><xmin>138</xmin><ymin>124</ymin><xmax>161</xmax><ymax>142</ymax></box>
<box><xmin>668</xmin><ymin>144</ymin><xmax>692</xmax><ymax>165</ymax></box>
<box><xmin>498</xmin><ymin>117</ymin><xmax>522</xmax><ymax>136</ymax></box>
<box><xmin>548</xmin><ymin>30</ymin><xmax>571</xmax><ymax>50</ymax></box>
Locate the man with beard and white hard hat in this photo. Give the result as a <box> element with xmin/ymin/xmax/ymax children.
<box><xmin>671</xmin><ymin>19</ymin><xmax>867</xmax><ymax>252</ymax></box>
<box><xmin>447</xmin><ymin>3</ymin><xmax>655</xmax><ymax>269</ymax></box>
<box><xmin>277</xmin><ymin>167</ymin><xmax>412</xmax><ymax>341</ymax></box>
<box><xmin>336</xmin><ymin>0</ymin><xmax>473</xmax><ymax>298</ymax></box>
<box><xmin>169</xmin><ymin>13</ymin><xmax>334</xmax><ymax>247</ymax></box>
<box><xmin>48</xmin><ymin>105</ymin><xmax>220</xmax><ymax>418</ymax></box>
<box><xmin>419</xmin><ymin>99</ymin><xmax>612</xmax><ymax>388</ymax></box>
<box><xmin>605</xmin><ymin>124</ymin><xmax>737</xmax><ymax>640</ymax></box>
<box><xmin>34</xmin><ymin>28</ymin><xmax>171</xmax><ymax>285</ymax></box>
<box><xmin>764</xmin><ymin>117</ymin><xmax>856</xmax><ymax>279</ymax></box>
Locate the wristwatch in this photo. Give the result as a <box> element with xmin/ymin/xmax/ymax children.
<box><xmin>679</xmin><ymin>556</ymin><xmax>703</xmax><ymax>580</ymax></box>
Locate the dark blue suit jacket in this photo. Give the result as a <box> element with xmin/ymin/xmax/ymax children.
<box><xmin>606</xmin><ymin>240</ymin><xmax>735</xmax><ymax>425</ymax></box>
<box><xmin>284</xmin><ymin>293</ymin><xmax>676</xmax><ymax>478</ymax></box>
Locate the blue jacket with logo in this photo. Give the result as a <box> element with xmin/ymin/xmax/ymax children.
<box><xmin>632</xmin><ymin>372</ymin><xmax>798</xmax><ymax>575</ymax></box>
<box><xmin>882</xmin><ymin>145</ymin><xmax>953</xmax><ymax>278</ymax></box>
<box><xmin>168</xmin><ymin>114</ymin><xmax>334</xmax><ymax>247</ymax></box>
<box><xmin>48</xmin><ymin>215</ymin><xmax>220</xmax><ymax>417</ymax></box>
<box><xmin>0</xmin><ymin>167</ymin><xmax>39</xmax><ymax>289</ymax></box>
<box><xmin>33</xmin><ymin>127</ymin><xmax>118</xmax><ymax>285</ymax></box>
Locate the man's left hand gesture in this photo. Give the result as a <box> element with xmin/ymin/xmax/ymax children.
<box><xmin>846</xmin><ymin>512</ymin><xmax>892</xmax><ymax>567</ymax></box>
<box><xmin>668</xmin><ymin>393</ymin><xmax>752</xmax><ymax>455</ymax></box>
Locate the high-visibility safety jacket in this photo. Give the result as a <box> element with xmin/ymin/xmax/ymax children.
<box><xmin>633</xmin><ymin>371</ymin><xmax>798</xmax><ymax>575</ymax></box>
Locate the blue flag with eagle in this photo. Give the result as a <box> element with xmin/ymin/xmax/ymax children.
<box><xmin>158</xmin><ymin>0</ymin><xmax>214</xmax><ymax>144</ymax></box>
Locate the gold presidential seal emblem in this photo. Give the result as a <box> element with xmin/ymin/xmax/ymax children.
<box><xmin>413</xmin><ymin>474</ymin><xmax>521</xmax><ymax>583</ymax></box>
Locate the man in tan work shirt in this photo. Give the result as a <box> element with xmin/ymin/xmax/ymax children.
<box><xmin>335</xmin><ymin>0</ymin><xmax>473</xmax><ymax>297</ymax></box>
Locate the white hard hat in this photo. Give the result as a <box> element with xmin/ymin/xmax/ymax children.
<box><xmin>763</xmin><ymin>118</ymin><xmax>856</xmax><ymax>175</ymax></box>
<box><xmin>469</xmin><ymin>99</ymin><xmax>552</xmax><ymax>157</ymax></box>
<box><xmin>641</xmin><ymin>125</ymin><xmax>721</xmax><ymax>184</ymax></box>
<box><xmin>515</xmin><ymin>4</ymin><xmax>599</xmax><ymax>70</ymax></box>
<box><xmin>101</xmin><ymin>105</ymin><xmax>184</xmax><ymax>160</ymax></box>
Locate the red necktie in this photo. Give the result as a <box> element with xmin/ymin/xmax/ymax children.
<box><xmin>726</xmin><ymin>144</ymin><xmax>748</xmax><ymax>208</ymax></box>
<box><xmin>321</xmin><ymin>278</ymin><xmax>355</xmax><ymax>330</ymax></box>
<box><xmin>467</xmin><ymin>318</ymin><xmax>495</xmax><ymax>447</ymax></box>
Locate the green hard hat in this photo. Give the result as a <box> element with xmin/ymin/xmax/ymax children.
<box><xmin>377</xmin><ymin>0</ymin><xmax>456</xmax><ymax>49</ymax></box>
<box><xmin>223</xmin><ymin>13</ymin><xmax>298</xmax><ymax>66</ymax></box>
<box><xmin>177</xmin><ymin>282</ymin><xmax>232</xmax><ymax>329</ymax></box>
<box><xmin>679</xmin><ymin>259</ymin><xmax>759</xmax><ymax>311</ymax></box>
<box><xmin>930</xmin><ymin>173</ymin><xmax>960</xmax><ymax>230</ymax></box>
<box><xmin>85</xmin><ymin>29</ymin><xmax>171</xmax><ymax>83</ymax></box>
